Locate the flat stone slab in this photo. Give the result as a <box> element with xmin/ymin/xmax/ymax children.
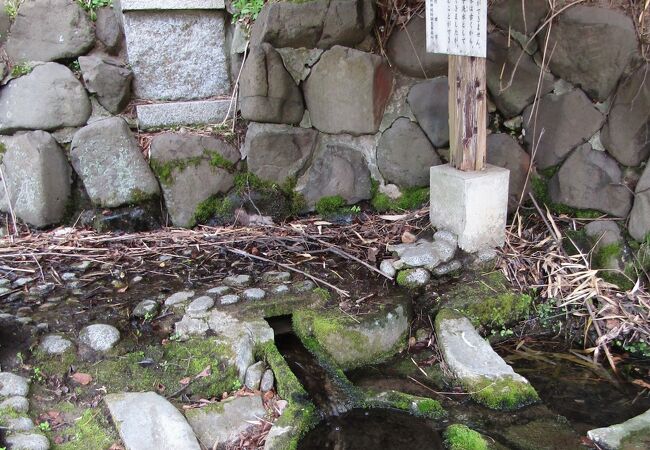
<box><xmin>136</xmin><ymin>100</ymin><xmax>231</xmax><ymax>129</ymax></box>
<box><xmin>435</xmin><ymin>309</ymin><xmax>538</xmax><ymax>410</ymax></box>
<box><xmin>122</xmin><ymin>0</ymin><xmax>225</xmax><ymax>10</ymax></box>
<box><xmin>588</xmin><ymin>408</ymin><xmax>650</xmax><ymax>450</ymax></box>
<box><xmin>105</xmin><ymin>391</ymin><xmax>201</xmax><ymax>450</ymax></box>
<box><xmin>186</xmin><ymin>396</ymin><xmax>266</xmax><ymax>448</ymax></box>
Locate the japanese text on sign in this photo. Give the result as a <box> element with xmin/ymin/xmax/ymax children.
<box><xmin>425</xmin><ymin>0</ymin><xmax>487</xmax><ymax>58</ymax></box>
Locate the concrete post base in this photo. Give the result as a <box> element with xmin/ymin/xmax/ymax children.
<box><xmin>430</xmin><ymin>164</ymin><xmax>509</xmax><ymax>253</ymax></box>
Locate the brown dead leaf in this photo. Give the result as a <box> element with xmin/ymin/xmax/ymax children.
<box><xmin>109</xmin><ymin>444</ymin><xmax>125</xmax><ymax>450</ymax></box>
<box><xmin>367</xmin><ymin>247</ymin><xmax>378</xmax><ymax>263</ymax></box>
<box><xmin>196</xmin><ymin>366</ymin><xmax>211</xmax><ymax>378</ymax></box>
<box><xmin>632</xmin><ymin>379</ymin><xmax>650</xmax><ymax>390</ymax></box>
<box><xmin>70</xmin><ymin>372</ymin><xmax>93</xmax><ymax>385</ymax></box>
<box><xmin>179</xmin><ymin>377</ymin><xmax>191</xmax><ymax>386</ymax></box>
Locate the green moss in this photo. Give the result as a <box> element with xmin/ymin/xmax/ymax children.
<box><xmin>315</xmin><ymin>195</ymin><xmax>346</xmax><ymax>216</ymax></box>
<box><xmin>0</xmin><ymin>407</ymin><xmax>24</xmax><ymax>425</ymax></box>
<box><xmin>88</xmin><ymin>339</ymin><xmax>239</xmax><ymax>398</ymax></box>
<box><xmin>0</xmin><ymin>142</ymin><xmax>6</xmax><ymax>154</ymax></box>
<box><xmin>151</xmin><ymin>151</ymin><xmax>226</xmax><ymax>187</ymax></box>
<box><xmin>371</xmin><ymin>186</ymin><xmax>430</xmax><ymax>213</ymax></box>
<box><xmin>620</xmin><ymin>426</ymin><xmax>650</xmax><ymax>450</ymax></box>
<box><xmin>312</xmin><ymin>287</ymin><xmax>331</xmax><ymax>301</ymax></box>
<box><xmin>363</xmin><ymin>390</ymin><xmax>445</xmax><ymax>420</ymax></box>
<box><xmin>466</xmin><ymin>376</ymin><xmax>539</xmax><ymax>411</ymax></box>
<box><xmin>234</xmin><ymin>172</ymin><xmax>306</xmax><ymax>219</ymax></box>
<box><xmin>530</xmin><ymin>175</ymin><xmax>602</xmax><ymax>219</ymax></box>
<box><xmin>396</xmin><ymin>269</ymin><xmax>427</xmax><ymax>289</ymax></box>
<box><xmin>208</xmin><ymin>151</ymin><xmax>235</xmax><ymax>171</ymax></box>
<box><xmin>32</xmin><ymin>348</ymin><xmax>77</xmax><ymax>378</ymax></box>
<box><xmin>193</xmin><ymin>195</ymin><xmax>234</xmax><ymax>225</ymax></box>
<box><xmin>129</xmin><ymin>187</ymin><xmax>155</xmax><ymax>205</ymax></box>
<box><xmin>11</xmin><ymin>62</ymin><xmax>32</xmax><ymax>78</ymax></box>
<box><xmin>50</xmin><ymin>408</ymin><xmax>117</xmax><ymax>450</ymax></box>
<box><xmin>150</xmin><ymin>159</ymin><xmax>175</xmax><ymax>186</ymax></box>
<box><xmin>444</xmin><ymin>424</ymin><xmax>488</xmax><ymax>450</ymax></box>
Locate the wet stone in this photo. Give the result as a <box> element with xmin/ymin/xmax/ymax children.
<box><xmin>0</xmin><ymin>395</ymin><xmax>29</xmax><ymax>413</ymax></box>
<box><xmin>206</xmin><ymin>286</ymin><xmax>231</xmax><ymax>296</ymax></box>
<box><xmin>29</xmin><ymin>283</ymin><xmax>55</xmax><ymax>297</ymax></box>
<box><xmin>260</xmin><ymin>369</ymin><xmax>274</xmax><ymax>392</ymax></box>
<box><xmin>588</xmin><ymin>408</ymin><xmax>650</xmax><ymax>450</ymax></box>
<box><xmin>5</xmin><ymin>433</ymin><xmax>50</xmax><ymax>450</ymax></box>
<box><xmin>61</xmin><ymin>272</ymin><xmax>77</xmax><ymax>281</ymax></box>
<box><xmin>397</xmin><ymin>268</ymin><xmax>431</xmax><ymax>289</ymax></box>
<box><xmin>242</xmin><ymin>288</ymin><xmax>266</xmax><ymax>301</ymax></box>
<box><xmin>16</xmin><ymin>317</ymin><xmax>33</xmax><ymax>325</ymax></box>
<box><xmin>271</xmin><ymin>285</ymin><xmax>290</xmax><ymax>295</ymax></box>
<box><xmin>16</xmin><ymin>307</ymin><xmax>33</xmax><ymax>318</ymax></box>
<box><xmin>261</xmin><ymin>271</ymin><xmax>291</xmax><ymax>283</ymax></box>
<box><xmin>38</xmin><ymin>334</ymin><xmax>73</xmax><ymax>355</ymax></box>
<box><xmin>78</xmin><ymin>324</ymin><xmax>120</xmax><ymax>352</ymax></box>
<box><xmin>223</xmin><ymin>274</ymin><xmax>252</xmax><ymax>287</ymax></box>
<box><xmin>0</xmin><ymin>372</ymin><xmax>30</xmax><ymax>397</ymax></box>
<box><xmin>219</xmin><ymin>294</ymin><xmax>240</xmax><ymax>305</ymax></box>
<box><xmin>132</xmin><ymin>299</ymin><xmax>159</xmax><ymax>318</ymax></box>
<box><xmin>380</xmin><ymin>260</ymin><xmax>397</xmax><ymax>278</ymax></box>
<box><xmin>71</xmin><ymin>260</ymin><xmax>92</xmax><ymax>272</ymax></box>
<box><xmin>164</xmin><ymin>291</ymin><xmax>195</xmax><ymax>306</ymax></box>
<box><xmin>433</xmin><ymin>260</ymin><xmax>462</xmax><ymax>276</ymax></box>
<box><xmin>244</xmin><ymin>361</ymin><xmax>265</xmax><ymax>390</ymax></box>
<box><xmin>292</xmin><ymin>280</ymin><xmax>316</xmax><ymax>293</ymax></box>
<box><xmin>187</xmin><ymin>296</ymin><xmax>215</xmax><ymax>316</ymax></box>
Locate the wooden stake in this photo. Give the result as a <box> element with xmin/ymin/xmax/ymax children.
<box><xmin>448</xmin><ymin>55</ymin><xmax>487</xmax><ymax>171</ymax></box>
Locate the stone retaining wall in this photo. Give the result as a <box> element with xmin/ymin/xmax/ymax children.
<box><xmin>0</xmin><ymin>0</ymin><xmax>648</xmax><ymax>242</ymax></box>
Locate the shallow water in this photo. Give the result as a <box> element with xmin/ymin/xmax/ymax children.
<box><xmin>299</xmin><ymin>408</ymin><xmax>444</xmax><ymax>450</ymax></box>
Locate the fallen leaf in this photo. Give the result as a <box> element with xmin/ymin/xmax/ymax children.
<box><xmin>379</xmin><ymin>214</ymin><xmax>408</xmax><ymax>221</ymax></box>
<box><xmin>196</xmin><ymin>366</ymin><xmax>211</xmax><ymax>378</ymax></box>
<box><xmin>179</xmin><ymin>377</ymin><xmax>191</xmax><ymax>386</ymax></box>
<box><xmin>632</xmin><ymin>379</ymin><xmax>650</xmax><ymax>390</ymax></box>
<box><xmin>263</xmin><ymin>391</ymin><xmax>274</xmax><ymax>401</ymax></box>
<box><xmin>71</xmin><ymin>373</ymin><xmax>93</xmax><ymax>385</ymax></box>
<box><xmin>275</xmin><ymin>400</ymin><xmax>288</xmax><ymax>415</ymax></box>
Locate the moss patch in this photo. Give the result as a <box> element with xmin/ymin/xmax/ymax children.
<box><xmin>49</xmin><ymin>408</ymin><xmax>118</xmax><ymax>450</ymax></box>
<box><xmin>620</xmin><ymin>426</ymin><xmax>650</xmax><ymax>450</ymax></box>
<box><xmin>234</xmin><ymin>172</ymin><xmax>306</xmax><ymax>219</ymax></box>
<box><xmin>466</xmin><ymin>376</ymin><xmax>539</xmax><ymax>411</ymax></box>
<box><xmin>32</xmin><ymin>348</ymin><xmax>77</xmax><ymax>378</ymax></box>
<box><xmin>193</xmin><ymin>195</ymin><xmax>234</xmax><ymax>225</ymax></box>
<box><xmin>371</xmin><ymin>181</ymin><xmax>430</xmax><ymax>213</ymax></box>
<box><xmin>315</xmin><ymin>195</ymin><xmax>346</xmax><ymax>216</ymax></box>
<box><xmin>444</xmin><ymin>424</ymin><xmax>488</xmax><ymax>450</ymax></box>
<box><xmin>363</xmin><ymin>390</ymin><xmax>445</xmax><ymax>420</ymax></box>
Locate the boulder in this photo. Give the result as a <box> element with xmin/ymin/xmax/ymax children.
<box><xmin>377</xmin><ymin>118</ymin><xmax>441</xmax><ymax>188</ymax></box>
<box><xmin>0</xmin><ymin>396</ymin><xmax>29</xmax><ymax>413</ymax></box>
<box><xmin>0</xmin><ymin>0</ymin><xmax>10</xmax><ymax>45</ymax></box>
<box><xmin>0</xmin><ymin>63</ymin><xmax>91</xmax><ymax>133</ymax></box>
<box><xmin>386</xmin><ymin>15</ymin><xmax>447</xmax><ymax>78</ymax></box>
<box><xmin>486</xmin><ymin>33</ymin><xmax>554</xmax><ymax>118</ymax></box>
<box><xmin>95</xmin><ymin>6</ymin><xmax>123</xmax><ymax>54</ymax></box>
<box><xmin>71</xmin><ymin>118</ymin><xmax>159</xmax><ymax>208</ymax></box>
<box><xmin>276</xmin><ymin>48</ymin><xmax>323</xmax><ymax>84</ymax></box>
<box><xmin>240</xmin><ymin>44</ymin><xmax>304</xmax><ymax>125</ymax></box>
<box><xmin>601</xmin><ymin>64</ymin><xmax>650</xmax><ymax>167</ymax></box>
<box><xmin>186</xmin><ymin>396</ymin><xmax>266</xmax><ymax>448</ymax></box>
<box><xmin>106</xmin><ymin>392</ymin><xmax>201</xmax><ymax>450</ymax></box>
<box><xmin>78</xmin><ymin>324</ymin><xmax>120</xmax><ymax>352</ymax></box>
<box><xmin>79</xmin><ymin>55</ymin><xmax>133</xmax><ymax>114</ymax></box>
<box><xmin>407</xmin><ymin>77</ymin><xmax>449</xmax><ymax>147</ymax></box>
<box><xmin>542</xmin><ymin>6</ymin><xmax>639</xmax><ymax>102</ymax></box>
<box><xmin>296</xmin><ymin>134</ymin><xmax>372</xmax><ymax>209</ymax></box>
<box><xmin>486</xmin><ymin>133</ymin><xmax>532</xmax><ymax>212</ymax></box>
<box><xmin>244</xmin><ymin>361</ymin><xmax>265</xmax><ymax>390</ymax></box>
<box><xmin>6</xmin><ymin>0</ymin><xmax>94</xmax><ymax>62</ymax></box>
<box><xmin>589</xmin><ymin>409</ymin><xmax>650</xmax><ymax>450</ymax></box>
<box><xmin>251</xmin><ymin>0</ymin><xmax>374</xmax><ymax>49</ymax></box>
<box><xmin>380</xmin><ymin>72</ymin><xmax>418</xmax><ymax>132</ymax></box>
<box><xmin>548</xmin><ymin>143</ymin><xmax>633</xmax><ymax>217</ymax></box>
<box><xmin>0</xmin><ymin>131</ymin><xmax>71</xmax><ymax>227</ymax></box>
<box><xmin>304</xmin><ymin>46</ymin><xmax>393</xmax><ymax>135</ymax></box>
<box><xmin>489</xmin><ymin>0</ymin><xmax>549</xmax><ymax>35</ymax></box>
<box><xmin>629</xmin><ymin>163</ymin><xmax>650</xmax><ymax>241</ymax></box>
<box><xmin>435</xmin><ymin>309</ymin><xmax>538</xmax><ymax>410</ymax></box>
<box><xmin>149</xmin><ymin>133</ymin><xmax>240</xmax><ymax>227</ymax></box>
<box><xmin>522</xmin><ymin>89</ymin><xmax>604</xmax><ymax>169</ymax></box>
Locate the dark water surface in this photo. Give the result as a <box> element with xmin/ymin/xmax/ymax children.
<box><xmin>299</xmin><ymin>408</ymin><xmax>444</xmax><ymax>450</ymax></box>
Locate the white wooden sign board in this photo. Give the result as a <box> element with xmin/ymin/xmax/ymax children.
<box><xmin>425</xmin><ymin>0</ymin><xmax>487</xmax><ymax>58</ymax></box>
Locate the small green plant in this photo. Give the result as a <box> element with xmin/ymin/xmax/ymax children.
<box><xmin>231</xmin><ymin>0</ymin><xmax>265</xmax><ymax>24</ymax></box>
<box><xmin>4</xmin><ymin>0</ymin><xmax>22</xmax><ymax>20</ymax></box>
<box><xmin>231</xmin><ymin>379</ymin><xmax>242</xmax><ymax>391</ymax></box>
<box><xmin>38</xmin><ymin>421</ymin><xmax>51</xmax><ymax>432</ymax></box>
<box><xmin>143</xmin><ymin>311</ymin><xmax>155</xmax><ymax>322</ymax></box>
<box><xmin>315</xmin><ymin>195</ymin><xmax>346</xmax><ymax>217</ymax></box>
<box><xmin>313</xmin><ymin>287</ymin><xmax>331</xmax><ymax>301</ymax></box>
<box><xmin>77</xmin><ymin>0</ymin><xmax>112</xmax><ymax>20</ymax></box>
<box><xmin>32</xmin><ymin>366</ymin><xmax>44</xmax><ymax>383</ymax></box>
<box><xmin>168</xmin><ymin>332</ymin><xmax>182</xmax><ymax>342</ymax></box>
<box><xmin>349</xmin><ymin>205</ymin><xmax>361</xmax><ymax>214</ymax></box>
<box><xmin>11</xmin><ymin>62</ymin><xmax>32</xmax><ymax>78</ymax></box>
<box><xmin>69</xmin><ymin>60</ymin><xmax>81</xmax><ymax>73</ymax></box>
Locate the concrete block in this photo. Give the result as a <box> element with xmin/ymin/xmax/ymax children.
<box><xmin>136</xmin><ymin>100</ymin><xmax>231</xmax><ymax>129</ymax></box>
<box><xmin>122</xmin><ymin>9</ymin><xmax>230</xmax><ymax>101</ymax></box>
<box><xmin>430</xmin><ymin>164</ymin><xmax>509</xmax><ymax>252</ymax></box>
<box><xmin>121</xmin><ymin>0</ymin><xmax>225</xmax><ymax>10</ymax></box>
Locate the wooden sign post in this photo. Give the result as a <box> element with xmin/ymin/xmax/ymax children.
<box><xmin>427</xmin><ymin>0</ymin><xmax>509</xmax><ymax>252</ymax></box>
<box><xmin>426</xmin><ymin>0</ymin><xmax>487</xmax><ymax>171</ymax></box>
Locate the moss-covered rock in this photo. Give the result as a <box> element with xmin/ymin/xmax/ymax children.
<box><xmin>293</xmin><ymin>298</ymin><xmax>410</xmax><ymax>370</ymax></box>
<box><xmin>444</xmin><ymin>424</ymin><xmax>488</xmax><ymax>450</ymax></box>
<box><xmin>502</xmin><ymin>418</ymin><xmax>583</xmax><ymax>450</ymax></box>
<box><xmin>363</xmin><ymin>390</ymin><xmax>446</xmax><ymax>420</ymax></box>
<box><xmin>48</xmin><ymin>407</ymin><xmax>118</xmax><ymax>450</ymax></box>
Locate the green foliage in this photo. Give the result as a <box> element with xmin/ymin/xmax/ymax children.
<box><xmin>615</xmin><ymin>339</ymin><xmax>650</xmax><ymax>358</ymax></box>
<box><xmin>209</xmin><ymin>151</ymin><xmax>235</xmax><ymax>171</ymax></box>
<box><xmin>4</xmin><ymin>0</ymin><xmax>22</xmax><ymax>20</ymax></box>
<box><xmin>68</xmin><ymin>60</ymin><xmax>81</xmax><ymax>73</ymax></box>
<box><xmin>149</xmin><ymin>159</ymin><xmax>175</xmax><ymax>186</ymax></box>
<box><xmin>234</xmin><ymin>172</ymin><xmax>306</xmax><ymax>218</ymax></box>
<box><xmin>313</xmin><ymin>287</ymin><xmax>331</xmax><ymax>301</ymax></box>
<box><xmin>444</xmin><ymin>424</ymin><xmax>488</xmax><ymax>450</ymax></box>
<box><xmin>50</xmin><ymin>409</ymin><xmax>117</xmax><ymax>450</ymax></box>
<box><xmin>193</xmin><ymin>195</ymin><xmax>234</xmax><ymax>225</ymax></box>
<box><xmin>11</xmin><ymin>62</ymin><xmax>32</xmax><ymax>78</ymax></box>
<box><xmin>371</xmin><ymin>182</ymin><xmax>430</xmax><ymax>212</ymax></box>
<box><xmin>231</xmin><ymin>0</ymin><xmax>265</xmax><ymax>24</ymax></box>
<box><xmin>314</xmin><ymin>195</ymin><xmax>346</xmax><ymax>216</ymax></box>
<box><xmin>76</xmin><ymin>0</ymin><xmax>112</xmax><ymax>21</ymax></box>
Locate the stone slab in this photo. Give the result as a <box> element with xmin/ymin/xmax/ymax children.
<box><xmin>105</xmin><ymin>391</ymin><xmax>201</xmax><ymax>450</ymax></box>
<box><xmin>121</xmin><ymin>0</ymin><xmax>225</xmax><ymax>10</ymax></box>
<box><xmin>122</xmin><ymin>10</ymin><xmax>230</xmax><ymax>101</ymax></box>
<box><xmin>588</xmin><ymin>409</ymin><xmax>650</xmax><ymax>450</ymax></box>
<box><xmin>430</xmin><ymin>164</ymin><xmax>509</xmax><ymax>252</ymax></box>
<box><xmin>136</xmin><ymin>100</ymin><xmax>231</xmax><ymax>129</ymax></box>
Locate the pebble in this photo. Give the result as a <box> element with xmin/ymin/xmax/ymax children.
<box><xmin>61</xmin><ymin>272</ymin><xmax>77</xmax><ymax>281</ymax></box>
<box><xmin>29</xmin><ymin>283</ymin><xmax>55</xmax><ymax>297</ymax></box>
<box><xmin>16</xmin><ymin>307</ymin><xmax>33</xmax><ymax>317</ymax></box>
<box><xmin>223</xmin><ymin>274</ymin><xmax>252</xmax><ymax>287</ymax></box>
<box><xmin>36</xmin><ymin>323</ymin><xmax>49</xmax><ymax>332</ymax></box>
<box><xmin>131</xmin><ymin>276</ymin><xmax>143</xmax><ymax>284</ymax></box>
<box><xmin>0</xmin><ymin>396</ymin><xmax>29</xmax><ymax>413</ymax></box>
<box><xmin>186</xmin><ymin>296</ymin><xmax>215</xmax><ymax>315</ymax></box>
<box><xmin>433</xmin><ymin>260</ymin><xmax>462</xmax><ymax>276</ymax></box>
<box><xmin>0</xmin><ymin>278</ymin><xmax>9</xmax><ymax>287</ymax></box>
<box><xmin>5</xmin><ymin>432</ymin><xmax>51</xmax><ymax>450</ymax></box>
<box><xmin>271</xmin><ymin>284</ymin><xmax>290</xmax><ymax>295</ymax></box>
<box><xmin>71</xmin><ymin>260</ymin><xmax>92</xmax><ymax>271</ymax></box>
<box><xmin>380</xmin><ymin>260</ymin><xmax>397</xmax><ymax>278</ymax></box>
<box><xmin>16</xmin><ymin>317</ymin><xmax>33</xmax><ymax>325</ymax></box>
<box><xmin>79</xmin><ymin>324</ymin><xmax>121</xmax><ymax>352</ymax></box>
<box><xmin>260</xmin><ymin>369</ymin><xmax>275</xmax><ymax>392</ymax></box>
<box><xmin>12</xmin><ymin>277</ymin><xmax>33</xmax><ymax>287</ymax></box>
<box><xmin>0</xmin><ymin>372</ymin><xmax>30</xmax><ymax>397</ymax></box>
<box><xmin>292</xmin><ymin>280</ymin><xmax>315</xmax><ymax>293</ymax></box>
<box><xmin>164</xmin><ymin>291</ymin><xmax>195</xmax><ymax>306</ymax></box>
<box><xmin>132</xmin><ymin>299</ymin><xmax>159</xmax><ymax>318</ymax></box>
<box><xmin>397</xmin><ymin>268</ymin><xmax>431</xmax><ymax>288</ymax></box>
<box><xmin>242</xmin><ymin>288</ymin><xmax>266</xmax><ymax>301</ymax></box>
<box><xmin>261</xmin><ymin>271</ymin><xmax>291</xmax><ymax>283</ymax></box>
<box><xmin>206</xmin><ymin>286</ymin><xmax>231</xmax><ymax>296</ymax></box>
<box><xmin>219</xmin><ymin>294</ymin><xmax>240</xmax><ymax>305</ymax></box>
<box><xmin>39</xmin><ymin>334</ymin><xmax>73</xmax><ymax>355</ymax></box>
<box><xmin>0</xmin><ymin>287</ymin><xmax>10</xmax><ymax>295</ymax></box>
<box><xmin>244</xmin><ymin>361</ymin><xmax>265</xmax><ymax>390</ymax></box>
<box><xmin>5</xmin><ymin>416</ymin><xmax>35</xmax><ymax>432</ymax></box>
<box><xmin>476</xmin><ymin>248</ymin><xmax>497</xmax><ymax>263</ymax></box>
